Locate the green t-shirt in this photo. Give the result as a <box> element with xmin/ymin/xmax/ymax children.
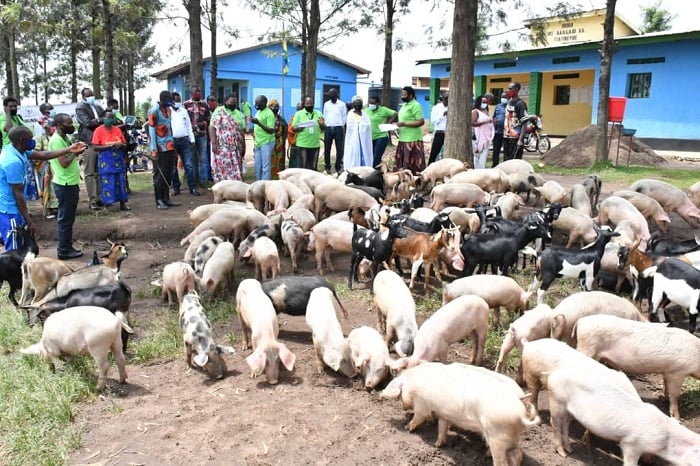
<box><xmin>367</xmin><ymin>105</ymin><xmax>396</xmax><ymax>140</ymax></box>
<box><xmin>48</xmin><ymin>132</ymin><xmax>80</xmax><ymax>185</ymax></box>
<box><xmin>0</xmin><ymin>114</ymin><xmax>29</xmax><ymax>146</ymax></box>
<box><xmin>253</xmin><ymin>107</ymin><xmax>276</xmax><ymax>147</ymax></box>
<box><xmin>212</xmin><ymin>106</ymin><xmax>244</xmax><ymax>129</ymax></box>
<box><xmin>398</xmin><ymin>99</ymin><xmax>424</xmax><ymax>142</ymax></box>
<box><xmin>293</xmin><ymin>109</ymin><xmax>324</xmax><ymax>149</ymax></box>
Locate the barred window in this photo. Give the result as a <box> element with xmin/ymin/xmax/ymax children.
<box><xmin>554</xmin><ymin>85</ymin><xmax>570</xmax><ymax>105</ymax></box>
<box><xmin>628</xmin><ymin>73</ymin><xmax>651</xmax><ymax>98</ymax></box>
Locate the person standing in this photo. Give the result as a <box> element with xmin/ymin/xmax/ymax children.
<box><xmin>92</xmin><ymin>111</ymin><xmax>130</xmax><ymax>211</ymax></box>
<box><xmin>34</xmin><ymin>120</ymin><xmax>58</xmax><ymax>219</ymax></box>
<box><xmin>366</xmin><ymin>96</ymin><xmax>397</xmax><ymax>168</ymax></box>
<box><xmin>106</xmin><ymin>99</ymin><xmax>124</xmax><ymax>124</ymax></box>
<box><xmin>169</xmin><ymin>92</ymin><xmax>199</xmax><ymax>196</ymax></box>
<box><xmin>322</xmin><ymin>88</ymin><xmax>346</xmax><ymax>174</ymax></box>
<box><xmin>471</xmin><ymin>95</ymin><xmax>495</xmax><ymax>169</ymax></box>
<box><xmin>292</xmin><ymin>96</ymin><xmax>326</xmax><ymax>170</ymax></box>
<box><xmin>34</xmin><ymin>102</ymin><xmax>56</xmax><ymax>137</ymax></box>
<box><xmin>148</xmin><ymin>90</ymin><xmax>180</xmax><ymax>210</ymax></box>
<box><xmin>343</xmin><ymin>96</ymin><xmax>373</xmax><ymax>170</ymax></box>
<box><xmin>269</xmin><ymin>99</ymin><xmax>287</xmax><ymax>179</ymax></box>
<box><xmin>251</xmin><ymin>95</ymin><xmax>276</xmax><ymax>180</ymax></box>
<box><xmin>395</xmin><ymin>86</ymin><xmax>426</xmax><ymax>175</ymax></box>
<box><xmin>0</xmin><ymin>126</ymin><xmax>85</xmax><ymax>252</ymax></box>
<box><xmin>0</xmin><ymin>97</ymin><xmax>28</xmax><ymax>146</ymax></box>
<box><xmin>209</xmin><ymin>93</ymin><xmax>245</xmax><ymax>182</ymax></box>
<box><xmin>75</xmin><ymin>88</ymin><xmax>106</xmax><ymax>210</ymax></box>
<box><xmin>491</xmin><ymin>93</ymin><xmax>507</xmax><ymax>167</ymax></box>
<box><xmin>287</xmin><ymin>102</ymin><xmax>303</xmax><ymax>168</ymax></box>
<box><xmin>503</xmin><ymin>82</ymin><xmax>528</xmax><ymax>161</ymax></box>
<box><xmin>183</xmin><ymin>85</ymin><xmax>211</xmax><ymax>187</ymax></box>
<box><xmin>428</xmin><ymin>93</ymin><xmax>448</xmax><ymax>165</ymax></box>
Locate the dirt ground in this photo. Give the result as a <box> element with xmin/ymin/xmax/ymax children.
<box><xmin>20</xmin><ymin>151</ymin><xmax>698</xmax><ymax>466</ymax></box>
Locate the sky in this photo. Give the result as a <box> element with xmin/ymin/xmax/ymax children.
<box><xmin>137</xmin><ymin>0</ymin><xmax>692</xmax><ymax>102</ymax></box>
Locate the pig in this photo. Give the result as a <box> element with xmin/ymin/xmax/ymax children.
<box><xmin>236</xmin><ymin>279</ymin><xmax>296</xmax><ymax>384</ymax></box>
<box><xmin>429</xmin><ymin>182</ymin><xmax>490</xmax><ymax>211</ymax></box>
<box><xmin>264</xmin><ymin>180</ymin><xmax>291</xmax><ymax>213</ymax></box>
<box><xmin>495</xmin><ymin>159</ymin><xmax>534</xmax><ymax>175</ymax></box>
<box><xmin>372</xmin><ymin>270</ymin><xmax>418</xmax><ymax>357</ymax></box>
<box><xmin>35</xmin><ymin>264</ymin><xmax>119</xmax><ymax>306</ymax></box>
<box><xmin>21</xmin><ymin>306</ymin><xmax>131</xmax><ymax>390</ymax></box>
<box><xmin>575</xmin><ymin>313</ymin><xmax>700</xmax><ymax>419</ymax></box>
<box><xmin>546</xmin><ymin>367</ymin><xmax>700</xmax><ymax>463</ymax></box>
<box><xmin>246</xmin><ymin>236</ymin><xmax>280</xmax><ymax>281</ymax></box>
<box><xmin>446</xmin><ymin>168</ymin><xmax>509</xmax><ymax>193</ymax></box>
<box><xmin>690</xmin><ymin>181</ymin><xmax>700</xmax><ymax>208</ymax></box>
<box><xmin>162</xmin><ymin>261</ymin><xmax>197</xmax><ymax>307</ymax></box>
<box><xmin>211</xmin><ymin>179</ymin><xmax>249</xmax><ymax>203</ymax></box>
<box><xmin>533</xmin><ymin>180</ymin><xmax>568</xmax><ymax>206</ymax></box>
<box><xmin>313</xmin><ymin>180</ymin><xmax>379</xmax><ymax>220</ymax></box>
<box><xmin>180</xmin><ymin>207</ymin><xmax>267</xmax><ymax>246</ymax></box>
<box><xmin>285</xmin><ymin>192</ymin><xmax>315</xmax><ymax>213</ymax></box>
<box><xmin>237</xmin><ymin>214</ymin><xmax>282</xmax><ymax>259</ymax></box>
<box><xmin>199</xmin><ymin>241</ymin><xmax>236</xmax><ymax>296</ymax></box>
<box><xmin>443</xmin><ymin>275</ymin><xmax>532</xmax><ymax>328</ymax></box>
<box><xmin>389</xmin><ymin>295</ymin><xmax>489</xmax><ymax>371</ymax></box>
<box><xmin>279</xmin><ymin>168</ymin><xmax>331</xmax><ymax>193</ymax></box>
<box><xmin>630</xmin><ymin>178</ymin><xmax>700</xmax><ymax>227</ymax></box>
<box><xmin>597</xmin><ymin>196</ymin><xmax>650</xmax><ymax>251</ymax></box>
<box><xmin>582</xmin><ymin>174</ymin><xmax>602</xmax><ymax>213</ymax></box>
<box><xmin>178</xmin><ymin>291</ymin><xmax>234</xmax><ymax>379</ymax></box>
<box><xmin>521</xmin><ymin>337</ymin><xmax>639</xmax><ymax>408</ymax></box>
<box><xmin>246</xmin><ymin>179</ymin><xmax>269</xmax><ymax>212</ymax></box>
<box><xmin>569</xmin><ymin>184</ymin><xmax>592</xmax><ymax>217</ymax></box>
<box><xmin>280</xmin><ymin>219</ymin><xmax>306</xmax><ymax>274</ymax></box>
<box><xmin>193</xmin><ymin>236</ymin><xmax>224</xmax><ymax>276</ymax></box>
<box><xmin>283</xmin><ymin>207</ymin><xmax>316</xmax><ymax>233</ymax></box>
<box><xmin>346</xmin><ymin>326</ymin><xmax>392</xmax><ymax>389</ymax></box>
<box><xmin>261</xmin><ymin>275</ymin><xmax>347</xmax><ymax>317</ymax></box>
<box><xmin>380</xmin><ymin>362</ymin><xmax>540</xmax><ymax>465</ymax></box>
<box><xmin>187</xmin><ymin>203</ymin><xmax>236</xmax><ymax>226</ymax></box>
<box><xmin>506</xmin><ymin>172</ymin><xmax>545</xmax><ymax>203</ymax></box>
<box><xmin>419</xmin><ymin>158</ymin><xmax>467</xmax><ymax>187</ymax></box>
<box><xmin>307</xmin><ymin>218</ymin><xmax>355</xmax><ymax>274</ymax></box>
<box><xmin>494</xmin><ymin>192</ymin><xmax>525</xmax><ymax>220</ymax></box>
<box><xmin>551</xmin><ymin>206</ymin><xmax>598</xmax><ymax>247</ymax></box>
<box><xmin>183</xmin><ymin>228</ymin><xmax>218</xmax><ymax>264</ymax></box>
<box><xmin>305</xmin><ymin>288</ymin><xmax>354</xmax><ymax>377</ymax></box>
<box><xmin>612</xmin><ymin>189</ymin><xmax>672</xmax><ymax>233</ymax></box>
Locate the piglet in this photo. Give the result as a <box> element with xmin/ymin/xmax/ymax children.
<box><xmin>236</xmin><ymin>279</ymin><xmax>295</xmax><ymax>385</ymax></box>
<box><xmin>373</xmin><ymin>270</ymin><xmax>418</xmax><ymax>356</ymax></box>
<box><xmin>194</xmin><ymin>236</ymin><xmax>224</xmax><ymax>276</ymax></box>
<box><xmin>281</xmin><ymin>219</ymin><xmax>306</xmax><ymax>274</ymax></box>
<box><xmin>162</xmin><ymin>261</ymin><xmax>197</xmax><ymax>307</ymax></box>
<box><xmin>199</xmin><ymin>241</ymin><xmax>236</xmax><ymax>296</ymax></box>
<box><xmin>21</xmin><ymin>306</ymin><xmax>131</xmax><ymax>390</ymax></box>
<box><xmin>305</xmin><ymin>288</ymin><xmax>354</xmax><ymax>377</ymax></box>
<box><xmin>347</xmin><ymin>326</ymin><xmax>392</xmax><ymax>389</ymax></box>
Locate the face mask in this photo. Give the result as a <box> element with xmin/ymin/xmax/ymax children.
<box><xmin>166</xmin><ymin>100</ymin><xmax>174</xmax><ymax>107</ymax></box>
<box><xmin>401</xmin><ymin>97</ymin><xmax>408</xmax><ymax>103</ymax></box>
<box><xmin>63</xmin><ymin>125</ymin><xmax>76</xmax><ymax>135</ymax></box>
<box><xmin>271</xmin><ymin>107</ymin><xmax>279</xmax><ymax>114</ymax></box>
<box><xmin>304</xmin><ymin>106</ymin><xmax>314</xmax><ymax>113</ymax></box>
<box><xmin>25</xmin><ymin>139</ymin><xmax>36</xmax><ymax>151</ymax></box>
<box><xmin>49</xmin><ymin>109</ymin><xmax>56</xmax><ymax>118</ymax></box>
<box><xmin>481</xmin><ymin>103</ymin><xmax>488</xmax><ymax>110</ymax></box>
<box><xmin>225</xmin><ymin>103</ymin><xmax>236</xmax><ymax>111</ymax></box>
<box><xmin>443</xmin><ymin>99</ymin><xmax>448</xmax><ymax>106</ymax></box>
<box><xmin>9</xmin><ymin>109</ymin><xmax>17</xmax><ymax>116</ymax></box>
<box><xmin>208</xmin><ymin>102</ymin><xmax>217</xmax><ymax>110</ymax></box>
<box><xmin>507</xmin><ymin>89</ymin><xmax>516</xmax><ymax>98</ymax></box>
<box><xmin>330</xmin><ymin>96</ymin><xmax>337</xmax><ymax>103</ymax></box>
<box><xmin>104</xmin><ymin>118</ymin><xmax>116</xmax><ymax>126</ymax></box>
<box><xmin>501</xmin><ymin>97</ymin><xmax>508</xmax><ymax>105</ymax></box>
<box><xmin>172</xmin><ymin>102</ymin><xmax>181</xmax><ymax>109</ymax></box>
<box><xmin>85</xmin><ymin>96</ymin><xmax>95</xmax><ymax>105</ymax></box>
<box><xmin>368</xmin><ymin>104</ymin><xmax>377</xmax><ymax>111</ymax></box>
<box><xmin>192</xmin><ymin>92</ymin><xmax>202</xmax><ymax>100</ymax></box>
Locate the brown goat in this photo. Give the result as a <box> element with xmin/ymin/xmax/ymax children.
<box><xmin>20</xmin><ymin>254</ymin><xmax>74</xmax><ymax>306</ymax></box>
<box><xmin>94</xmin><ymin>239</ymin><xmax>129</xmax><ymax>275</ymax></box>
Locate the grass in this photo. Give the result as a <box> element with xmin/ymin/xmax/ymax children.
<box><xmin>537</xmin><ymin>163</ymin><xmax>698</xmax><ymax>190</ymax></box>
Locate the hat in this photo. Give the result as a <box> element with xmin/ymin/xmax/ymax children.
<box><xmin>269</xmin><ymin>99</ymin><xmax>279</xmax><ymax>106</ymax></box>
<box><xmin>352</xmin><ymin>95</ymin><xmax>362</xmax><ymax>102</ymax></box>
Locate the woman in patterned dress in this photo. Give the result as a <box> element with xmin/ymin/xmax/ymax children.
<box><xmin>269</xmin><ymin>99</ymin><xmax>287</xmax><ymax>179</ymax></box>
<box><xmin>209</xmin><ymin>94</ymin><xmax>245</xmax><ymax>181</ymax></box>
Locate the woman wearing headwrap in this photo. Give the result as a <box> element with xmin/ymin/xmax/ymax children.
<box><xmin>208</xmin><ymin>93</ymin><xmax>245</xmax><ymax>181</ymax></box>
<box><xmin>343</xmin><ymin>96</ymin><xmax>373</xmax><ymax>170</ymax></box>
<box><xmin>269</xmin><ymin>99</ymin><xmax>287</xmax><ymax>179</ymax></box>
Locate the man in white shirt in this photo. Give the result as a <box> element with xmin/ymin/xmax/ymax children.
<box><xmin>322</xmin><ymin>88</ymin><xmax>347</xmax><ymax>174</ymax></box>
<box><xmin>170</xmin><ymin>92</ymin><xmax>199</xmax><ymax>196</ymax></box>
<box><xmin>428</xmin><ymin>93</ymin><xmax>448</xmax><ymax>165</ymax></box>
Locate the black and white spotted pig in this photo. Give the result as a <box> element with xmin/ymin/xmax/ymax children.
<box><xmin>194</xmin><ymin>236</ymin><xmax>224</xmax><ymax>276</ymax></box>
<box><xmin>179</xmin><ymin>291</ymin><xmax>235</xmax><ymax>379</ymax></box>
<box><xmin>238</xmin><ymin>214</ymin><xmax>282</xmax><ymax>260</ymax></box>
<box><xmin>262</xmin><ymin>275</ymin><xmax>347</xmax><ymax>317</ymax></box>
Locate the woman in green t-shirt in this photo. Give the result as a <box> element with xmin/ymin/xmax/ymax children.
<box><xmin>395</xmin><ymin>86</ymin><xmax>425</xmax><ymax>175</ymax></box>
<box><xmin>367</xmin><ymin>96</ymin><xmax>397</xmax><ymax>168</ymax></box>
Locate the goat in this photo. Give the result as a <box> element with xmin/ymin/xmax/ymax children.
<box><xmin>582</xmin><ymin>174</ymin><xmax>602</xmax><ymax>215</ymax></box>
<box><xmin>88</xmin><ymin>239</ymin><xmax>128</xmax><ymax>275</ymax></box>
<box><xmin>530</xmin><ymin>228</ymin><xmax>619</xmax><ymax>304</ymax></box>
<box><xmin>0</xmin><ymin>225</ymin><xmax>38</xmax><ymax>307</ymax></box>
<box><xmin>651</xmin><ymin>258</ymin><xmax>700</xmax><ymax>332</ymax></box>
<box><xmin>346</xmin><ymin>183</ymin><xmax>385</xmax><ymax>203</ymax></box>
<box><xmin>344</xmin><ymin>170</ymin><xmax>385</xmax><ymax>194</ymax></box>
<box><xmin>348</xmin><ymin>218</ymin><xmax>407</xmax><ymax>294</ymax></box>
<box><xmin>648</xmin><ymin>232</ymin><xmax>700</xmax><ymax>256</ymax></box>
<box><xmin>20</xmin><ymin>256</ymin><xmax>74</xmax><ymax>306</ymax></box>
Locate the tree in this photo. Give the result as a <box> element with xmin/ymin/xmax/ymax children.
<box><xmin>371</xmin><ymin>0</ymin><xmax>410</xmax><ymax>109</ymax></box>
<box><xmin>184</xmin><ymin>0</ymin><xmax>204</xmax><ymax>89</ymax></box>
<box><xmin>443</xmin><ymin>0</ymin><xmax>477</xmax><ymax>164</ymax></box>
<box><xmin>641</xmin><ymin>1</ymin><xmax>673</xmax><ymax>33</ymax></box>
<box><xmin>595</xmin><ymin>0</ymin><xmax>617</xmax><ymax>164</ymax></box>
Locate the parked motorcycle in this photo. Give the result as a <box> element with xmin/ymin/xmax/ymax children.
<box><xmin>522</xmin><ymin>114</ymin><xmax>551</xmax><ymax>154</ymax></box>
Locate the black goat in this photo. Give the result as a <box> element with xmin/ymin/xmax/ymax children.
<box><xmin>648</xmin><ymin>231</ymin><xmax>700</xmax><ymax>255</ymax></box>
<box><xmin>530</xmin><ymin>228</ymin><xmax>619</xmax><ymax>304</ymax></box>
<box><xmin>348</xmin><ymin>219</ymin><xmax>407</xmax><ymax>293</ymax></box>
<box><xmin>346</xmin><ymin>184</ymin><xmax>385</xmax><ymax>203</ymax></box>
<box><xmin>0</xmin><ymin>226</ymin><xmax>38</xmax><ymax>307</ymax></box>
<box><xmin>345</xmin><ymin>170</ymin><xmax>385</xmax><ymax>194</ymax></box>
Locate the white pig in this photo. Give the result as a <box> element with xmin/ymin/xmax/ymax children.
<box><xmin>236</xmin><ymin>279</ymin><xmax>295</xmax><ymax>384</ymax></box>
<box><xmin>389</xmin><ymin>295</ymin><xmax>489</xmax><ymax>371</ymax></box>
<box><xmin>281</xmin><ymin>219</ymin><xmax>306</xmax><ymax>274</ymax></box>
<box><xmin>21</xmin><ymin>306</ymin><xmax>130</xmax><ymax>390</ymax></box>
<box><xmin>248</xmin><ymin>236</ymin><xmax>281</xmax><ymax>281</ymax></box>
<box><xmin>569</xmin><ymin>184</ymin><xmax>592</xmax><ymax>217</ymax></box>
<box><xmin>690</xmin><ymin>181</ymin><xmax>700</xmax><ymax>209</ymax></box>
<box><xmin>346</xmin><ymin>326</ymin><xmax>392</xmax><ymax>389</ymax></box>
<box><xmin>305</xmin><ymin>288</ymin><xmax>354</xmax><ymax>377</ymax></box>
<box><xmin>597</xmin><ymin>196</ymin><xmax>650</xmax><ymax>251</ymax></box>
<box><xmin>372</xmin><ymin>270</ymin><xmax>418</xmax><ymax>357</ymax></box>
<box><xmin>612</xmin><ymin>189</ymin><xmax>672</xmax><ymax>233</ymax></box>
<box><xmin>547</xmin><ymin>367</ymin><xmax>700</xmax><ymax>464</ymax></box>
<box><xmin>161</xmin><ymin>261</ymin><xmax>197</xmax><ymax>307</ymax></box>
<box><xmin>533</xmin><ymin>180</ymin><xmax>568</xmax><ymax>206</ymax></box>
<box><xmin>211</xmin><ymin>179</ymin><xmax>249</xmax><ymax>203</ymax></box>
<box><xmin>630</xmin><ymin>178</ymin><xmax>700</xmax><ymax>227</ymax></box>
<box><xmin>199</xmin><ymin>241</ymin><xmax>236</xmax><ymax>296</ymax></box>
<box><xmin>380</xmin><ymin>362</ymin><xmax>540</xmax><ymax>465</ymax></box>
<box><xmin>307</xmin><ymin>219</ymin><xmax>356</xmax><ymax>275</ymax></box>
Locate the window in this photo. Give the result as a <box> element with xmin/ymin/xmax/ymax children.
<box><xmin>628</xmin><ymin>73</ymin><xmax>651</xmax><ymax>98</ymax></box>
<box><xmin>554</xmin><ymin>85</ymin><xmax>570</xmax><ymax>105</ymax></box>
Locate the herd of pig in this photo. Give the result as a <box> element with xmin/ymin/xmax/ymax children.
<box><xmin>19</xmin><ymin>159</ymin><xmax>700</xmax><ymax>465</ymax></box>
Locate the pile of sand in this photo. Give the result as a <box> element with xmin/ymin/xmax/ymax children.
<box><xmin>541</xmin><ymin>125</ymin><xmax>667</xmax><ymax>168</ymax></box>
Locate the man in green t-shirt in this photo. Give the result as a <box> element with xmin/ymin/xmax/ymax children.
<box><xmin>48</xmin><ymin>113</ymin><xmax>84</xmax><ymax>260</ymax></box>
<box><xmin>251</xmin><ymin>95</ymin><xmax>276</xmax><ymax>180</ymax></box>
<box><xmin>292</xmin><ymin>96</ymin><xmax>326</xmax><ymax>170</ymax></box>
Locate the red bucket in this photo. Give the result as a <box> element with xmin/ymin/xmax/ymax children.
<box><xmin>608</xmin><ymin>97</ymin><xmax>627</xmax><ymax>123</ymax></box>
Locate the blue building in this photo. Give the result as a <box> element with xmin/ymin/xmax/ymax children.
<box><xmin>418</xmin><ymin>10</ymin><xmax>700</xmax><ymax>146</ymax></box>
<box><xmin>151</xmin><ymin>41</ymin><xmax>370</xmax><ymax>121</ymax></box>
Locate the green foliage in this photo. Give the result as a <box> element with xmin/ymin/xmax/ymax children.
<box><xmin>641</xmin><ymin>1</ymin><xmax>674</xmax><ymax>33</ymax></box>
<box><xmin>131</xmin><ymin>308</ymin><xmax>182</xmax><ymax>363</ymax></box>
<box><xmin>537</xmin><ymin>163</ymin><xmax>698</xmax><ymax>190</ymax></box>
<box><xmin>681</xmin><ymin>378</ymin><xmax>700</xmax><ymax>412</ymax></box>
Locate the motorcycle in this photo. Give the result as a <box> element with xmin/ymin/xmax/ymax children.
<box><xmin>521</xmin><ymin>114</ymin><xmax>551</xmax><ymax>154</ymax></box>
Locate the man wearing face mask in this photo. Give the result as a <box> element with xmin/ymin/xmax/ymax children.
<box><xmin>183</xmin><ymin>86</ymin><xmax>212</xmax><ymax>188</ymax></box>
<box><xmin>503</xmin><ymin>82</ymin><xmax>529</xmax><ymax>161</ymax></box>
<box><xmin>0</xmin><ymin>126</ymin><xmax>86</xmax><ymax>250</ymax></box>
<box><xmin>50</xmin><ymin>114</ymin><xmax>90</xmax><ymax>259</ymax></box>
<box><xmin>343</xmin><ymin>96</ymin><xmax>373</xmax><ymax>169</ymax></box>
<box><xmin>491</xmin><ymin>93</ymin><xmax>508</xmax><ymax>167</ymax></box>
<box><xmin>251</xmin><ymin>95</ymin><xmax>276</xmax><ymax>180</ymax></box>
<box><xmin>322</xmin><ymin>88</ymin><xmax>346</xmax><ymax>174</ymax></box>
<box><xmin>292</xmin><ymin>96</ymin><xmax>326</xmax><ymax>170</ymax></box>
<box><xmin>169</xmin><ymin>92</ymin><xmax>198</xmax><ymax>196</ymax></box>
<box><xmin>75</xmin><ymin>88</ymin><xmax>106</xmax><ymax>210</ymax></box>
<box><xmin>428</xmin><ymin>93</ymin><xmax>448</xmax><ymax>165</ymax></box>
<box><xmin>1</xmin><ymin>97</ymin><xmax>28</xmax><ymax>147</ymax></box>
<box><xmin>148</xmin><ymin>90</ymin><xmax>179</xmax><ymax>210</ymax></box>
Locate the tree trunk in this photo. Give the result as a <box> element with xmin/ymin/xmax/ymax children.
<box><xmin>209</xmin><ymin>0</ymin><xmax>217</xmax><ymax>97</ymax></box>
<box><xmin>8</xmin><ymin>28</ymin><xmax>18</xmax><ymax>98</ymax></box>
<box><xmin>444</xmin><ymin>0</ymin><xmax>477</xmax><ymax>164</ymax></box>
<box><xmin>381</xmin><ymin>0</ymin><xmax>394</xmax><ymax>106</ymax></box>
<box><xmin>304</xmin><ymin>0</ymin><xmax>319</xmax><ymax>99</ymax></box>
<box><xmin>299</xmin><ymin>2</ymin><xmax>308</xmax><ymax>99</ymax></box>
<box><xmin>127</xmin><ymin>56</ymin><xmax>135</xmax><ymax>115</ymax></box>
<box><xmin>186</xmin><ymin>0</ymin><xmax>204</xmax><ymax>90</ymax></box>
<box><xmin>42</xmin><ymin>50</ymin><xmax>48</xmax><ymax>102</ymax></box>
<box><xmin>91</xmin><ymin>3</ymin><xmax>101</xmax><ymax>98</ymax></box>
<box><xmin>102</xmin><ymin>0</ymin><xmax>114</xmax><ymax>98</ymax></box>
<box><xmin>595</xmin><ymin>0</ymin><xmax>617</xmax><ymax>163</ymax></box>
